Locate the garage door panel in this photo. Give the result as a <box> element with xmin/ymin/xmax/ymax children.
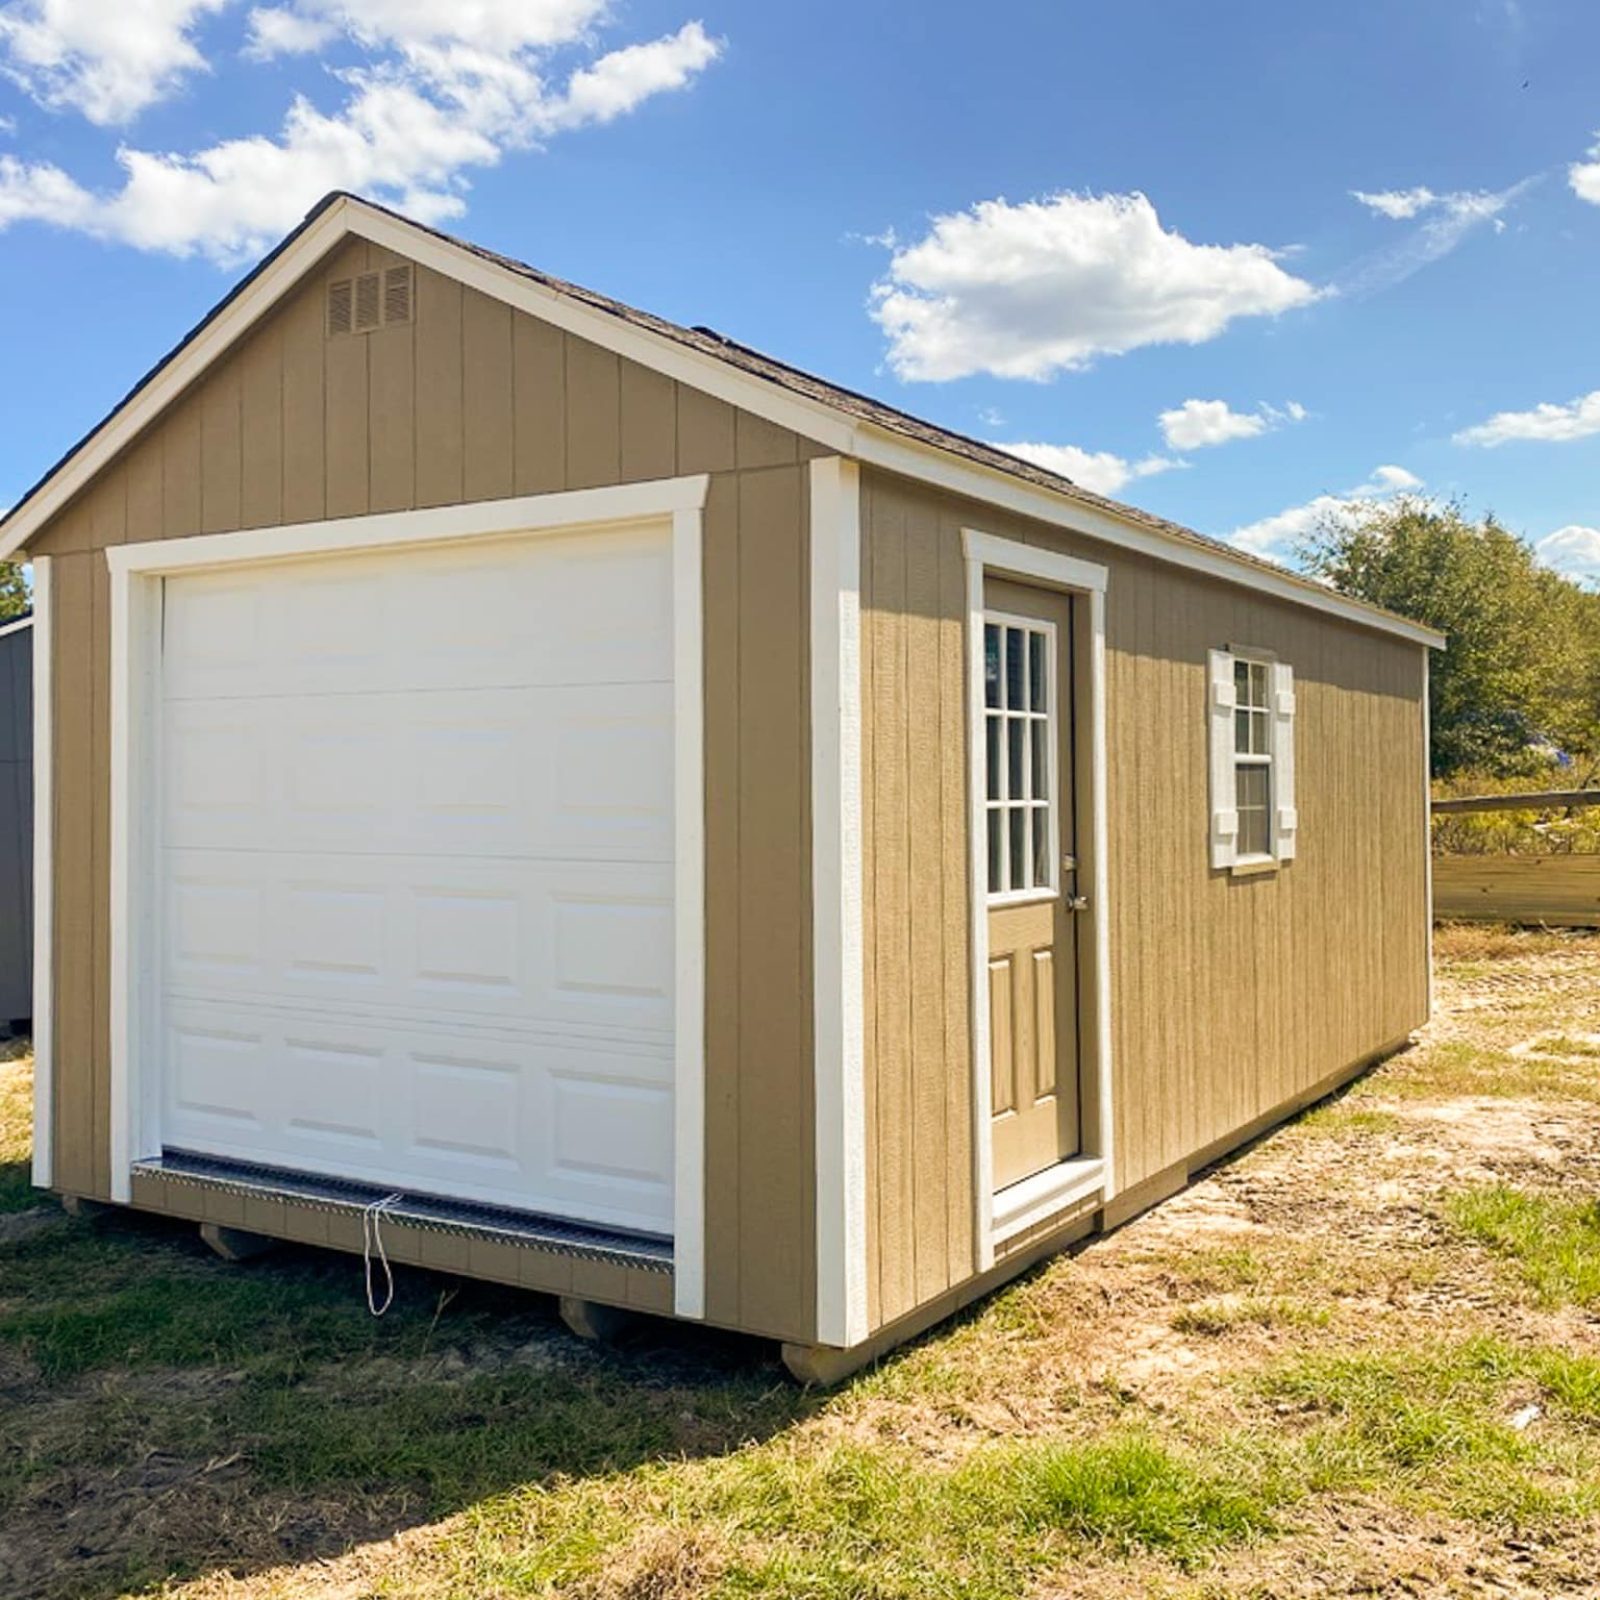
<box><xmin>164</xmin><ymin>685</ymin><xmax>673</xmax><ymax>861</ymax></box>
<box><xmin>160</xmin><ymin>999</ymin><xmax>673</xmax><ymax>1229</ymax></box>
<box><xmin>163</xmin><ymin>528</ymin><xmax>671</xmax><ymax>701</ymax></box>
<box><xmin>155</xmin><ymin>522</ymin><xmax>678</xmax><ymax>1237</ymax></box>
<box><xmin>164</xmin><ymin>851</ymin><xmax>673</xmax><ymax>1032</ymax></box>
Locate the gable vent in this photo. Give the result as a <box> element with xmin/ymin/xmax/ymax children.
<box><xmin>383</xmin><ymin>263</ymin><xmax>413</xmax><ymax>326</ymax></box>
<box><xmin>354</xmin><ymin>270</ymin><xmax>381</xmax><ymax>332</ymax></box>
<box><xmin>327</xmin><ymin>266</ymin><xmax>415</xmax><ymax>338</ymax></box>
<box><xmin>326</xmin><ymin>278</ymin><xmax>353</xmax><ymax>337</ymax></box>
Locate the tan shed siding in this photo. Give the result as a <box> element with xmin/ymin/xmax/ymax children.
<box><xmin>860</xmin><ymin>467</ymin><xmax>1429</xmax><ymax>1334</ymax></box>
<box><xmin>30</xmin><ymin>245</ymin><xmax>823</xmax><ymax>1343</ymax></box>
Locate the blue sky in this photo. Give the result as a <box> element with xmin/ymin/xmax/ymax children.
<box><xmin>1</xmin><ymin>0</ymin><xmax>1598</xmax><ymax>581</ymax></box>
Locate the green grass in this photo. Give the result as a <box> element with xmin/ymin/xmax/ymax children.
<box><xmin>1448</xmin><ymin>1184</ymin><xmax>1600</xmax><ymax>1308</ymax></box>
<box><xmin>452</xmin><ymin>1431</ymin><xmax>1281</xmax><ymax>1599</ymax></box>
<box><xmin>1172</xmin><ymin>1296</ymin><xmax>1331</xmax><ymax>1336</ymax></box>
<box><xmin>1255</xmin><ymin>1338</ymin><xmax>1600</xmax><ymax>1526</ymax></box>
<box><xmin>1296</xmin><ymin>1104</ymin><xmax>1403</xmax><ymax>1138</ymax></box>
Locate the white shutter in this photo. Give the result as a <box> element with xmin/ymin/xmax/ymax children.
<box><xmin>1207</xmin><ymin>649</ymin><xmax>1238</xmax><ymax>871</ymax></box>
<box><xmin>1272</xmin><ymin>660</ymin><xmax>1297</xmax><ymax>861</ymax></box>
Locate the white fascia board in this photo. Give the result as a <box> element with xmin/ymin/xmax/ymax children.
<box><xmin>344</xmin><ymin>207</ymin><xmax>858</xmax><ymax>457</ymax></box>
<box><xmin>0</xmin><ymin>200</ymin><xmax>355</xmax><ymax>560</ymax></box>
<box><xmin>0</xmin><ymin>615</ymin><xmax>34</xmax><ymax>641</ymax></box>
<box><xmin>857</xmin><ymin>426</ymin><xmax>1447</xmax><ymax>652</ymax></box>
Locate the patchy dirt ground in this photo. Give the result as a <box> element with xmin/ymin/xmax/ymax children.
<box><xmin>3</xmin><ymin>926</ymin><xmax>1600</xmax><ymax>1600</ymax></box>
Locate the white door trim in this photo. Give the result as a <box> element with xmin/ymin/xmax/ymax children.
<box><xmin>808</xmin><ymin>457</ymin><xmax>867</xmax><ymax>1349</ymax></box>
<box><xmin>29</xmin><ymin>558</ymin><xmax>52</xmax><ymax>1188</ymax></box>
<box><xmin>962</xmin><ymin>529</ymin><xmax>1114</xmax><ymax>1270</ymax></box>
<box><xmin>107</xmin><ymin>476</ymin><xmax>711</xmax><ymax>1319</ymax></box>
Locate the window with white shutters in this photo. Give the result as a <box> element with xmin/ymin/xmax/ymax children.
<box><xmin>1207</xmin><ymin>648</ymin><xmax>1297</xmax><ymax>872</ymax></box>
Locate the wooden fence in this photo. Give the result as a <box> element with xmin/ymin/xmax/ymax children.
<box><xmin>1433</xmin><ymin>789</ymin><xmax>1600</xmax><ymax>927</ymax></box>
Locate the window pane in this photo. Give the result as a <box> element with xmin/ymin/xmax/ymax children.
<box><xmin>1251</xmin><ymin>662</ymin><xmax>1268</xmax><ymax>707</ymax></box>
<box><xmin>985</xmin><ymin>625</ymin><xmax>1001</xmax><ymax>709</ymax></box>
<box><xmin>1234</xmin><ymin>657</ymin><xmax>1250</xmax><ymax>701</ymax></box>
<box><xmin>1033</xmin><ymin>807</ymin><xmax>1050</xmax><ymax>887</ymax></box>
<box><xmin>1031</xmin><ymin>720</ymin><xmax>1048</xmax><ymax>803</ymax></box>
<box><xmin>1008</xmin><ymin>718</ymin><xmax>1024</xmax><ymax>802</ymax></box>
<box><xmin>1252</xmin><ymin>707</ymin><xmax>1270</xmax><ymax>755</ymax></box>
<box><xmin>988</xmin><ymin>809</ymin><xmax>1004</xmax><ymax>893</ymax></box>
<box><xmin>1029</xmin><ymin>631</ymin><xmax>1046</xmax><ymax>712</ymax></box>
<box><xmin>1234</xmin><ymin>707</ymin><xmax>1250</xmax><ymax>754</ymax></box>
<box><xmin>986</xmin><ymin>715</ymin><xmax>1001</xmax><ymax>801</ymax></box>
<box><xmin>1236</xmin><ymin>764</ymin><xmax>1271</xmax><ymax>856</ymax></box>
<box><xmin>1009</xmin><ymin>806</ymin><xmax>1027</xmax><ymax>889</ymax></box>
<box><xmin>1006</xmin><ymin>628</ymin><xmax>1025</xmax><ymax>710</ymax></box>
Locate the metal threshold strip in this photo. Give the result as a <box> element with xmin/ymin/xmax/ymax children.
<box><xmin>132</xmin><ymin>1150</ymin><xmax>674</xmax><ymax>1273</ymax></box>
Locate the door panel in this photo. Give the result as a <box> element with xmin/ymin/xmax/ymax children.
<box><xmin>984</xmin><ymin>578</ymin><xmax>1081</xmax><ymax>1193</ymax></box>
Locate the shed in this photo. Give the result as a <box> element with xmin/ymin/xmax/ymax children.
<box><xmin>0</xmin><ymin>194</ymin><xmax>1443</xmax><ymax>1380</ymax></box>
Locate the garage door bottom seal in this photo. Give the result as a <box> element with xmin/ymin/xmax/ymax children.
<box><xmin>132</xmin><ymin>1150</ymin><xmax>674</xmax><ymax>1272</ymax></box>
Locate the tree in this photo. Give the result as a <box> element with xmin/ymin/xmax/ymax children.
<box><xmin>0</xmin><ymin>562</ymin><xmax>26</xmax><ymax>621</ymax></box>
<box><xmin>1300</xmin><ymin>497</ymin><xmax>1600</xmax><ymax>777</ymax></box>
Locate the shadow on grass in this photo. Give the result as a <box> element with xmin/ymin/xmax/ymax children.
<box><xmin>0</xmin><ymin>1204</ymin><xmax>817</xmax><ymax>1600</ymax></box>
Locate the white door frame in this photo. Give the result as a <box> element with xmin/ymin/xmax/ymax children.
<box><xmin>106</xmin><ymin>475</ymin><xmax>711</xmax><ymax>1319</ymax></box>
<box><xmin>963</xmin><ymin>529</ymin><xmax>1115</xmax><ymax>1268</ymax></box>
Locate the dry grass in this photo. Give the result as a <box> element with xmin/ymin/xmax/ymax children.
<box><xmin>4</xmin><ymin>932</ymin><xmax>1600</xmax><ymax>1599</ymax></box>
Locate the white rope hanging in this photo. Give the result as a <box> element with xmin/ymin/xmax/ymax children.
<box><xmin>361</xmin><ymin>1192</ymin><xmax>405</xmax><ymax>1317</ymax></box>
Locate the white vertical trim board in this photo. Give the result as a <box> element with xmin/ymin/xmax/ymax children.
<box><xmin>671</xmin><ymin>502</ymin><xmax>708</xmax><ymax>1319</ymax></box>
<box><xmin>961</xmin><ymin>530</ymin><xmax>1113</xmax><ymax>1271</ymax></box>
<box><xmin>809</xmin><ymin>457</ymin><xmax>868</xmax><ymax>1349</ymax></box>
<box><xmin>29</xmin><ymin>558</ymin><xmax>53</xmax><ymax>1189</ymax></box>
<box><xmin>105</xmin><ymin>480</ymin><xmax>712</xmax><ymax>1309</ymax></box>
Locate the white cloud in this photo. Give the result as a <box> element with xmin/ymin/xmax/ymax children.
<box><xmin>243</xmin><ymin>7</ymin><xmax>338</xmax><ymax>57</ymax></box>
<box><xmin>997</xmin><ymin>441</ymin><xmax>1181</xmax><ymax>499</ymax></box>
<box><xmin>1229</xmin><ymin>465</ymin><xmax>1421</xmax><ymax>565</ymax></box>
<box><xmin>0</xmin><ymin>7</ymin><xmax>722</xmax><ymax>264</ymax></box>
<box><xmin>1454</xmin><ymin>389</ymin><xmax>1600</xmax><ymax>448</ymax></box>
<box><xmin>1351</xmin><ymin>187</ymin><xmax>1439</xmax><ymax>220</ymax></box>
<box><xmin>1158</xmin><ymin>397</ymin><xmax>1306</xmax><ymax>451</ymax></box>
<box><xmin>1340</xmin><ymin>180</ymin><xmax>1530</xmax><ymax>295</ymax></box>
<box><xmin>870</xmin><ymin>191</ymin><xmax>1322</xmax><ymax>382</ymax></box>
<box><xmin>0</xmin><ymin>0</ymin><xmax>230</xmax><ymax>125</ymax></box>
<box><xmin>1536</xmin><ymin>525</ymin><xmax>1600</xmax><ymax>586</ymax></box>
<box><xmin>1569</xmin><ymin>134</ymin><xmax>1600</xmax><ymax>205</ymax></box>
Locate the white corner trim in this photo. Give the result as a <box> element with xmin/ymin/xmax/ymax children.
<box><xmin>106</xmin><ymin>476</ymin><xmax>710</xmax><ymax>577</ymax></box>
<box><xmin>0</xmin><ymin>614</ymin><xmax>35</xmax><ymax>642</ymax></box>
<box><xmin>809</xmin><ymin>457</ymin><xmax>867</xmax><ymax>1349</ymax></box>
<box><xmin>29</xmin><ymin>559</ymin><xmax>52</xmax><ymax>1189</ymax></box>
<box><xmin>963</xmin><ymin>529</ymin><xmax>1114</xmax><ymax>1272</ymax></box>
<box><xmin>105</xmin><ymin>483</ymin><xmax>711</xmax><ymax>1311</ymax></box>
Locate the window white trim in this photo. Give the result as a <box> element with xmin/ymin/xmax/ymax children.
<box><xmin>29</xmin><ymin>559</ymin><xmax>51</xmax><ymax>1189</ymax></box>
<box><xmin>809</xmin><ymin>457</ymin><xmax>868</xmax><ymax>1349</ymax></box>
<box><xmin>963</xmin><ymin>529</ymin><xmax>1114</xmax><ymax>1271</ymax></box>
<box><xmin>106</xmin><ymin>477</ymin><xmax>711</xmax><ymax>1319</ymax></box>
<box><xmin>0</xmin><ymin>199</ymin><xmax>1446</xmax><ymax>655</ymax></box>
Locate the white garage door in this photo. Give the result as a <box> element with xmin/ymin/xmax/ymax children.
<box><xmin>155</xmin><ymin>522</ymin><xmax>677</xmax><ymax>1237</ymax></box>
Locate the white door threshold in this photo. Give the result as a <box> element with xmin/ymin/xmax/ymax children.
<box><xmin>992</xmin><ymin>1156</ymin><xmax>1106</xmax><ymax>1246</ymax></box>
